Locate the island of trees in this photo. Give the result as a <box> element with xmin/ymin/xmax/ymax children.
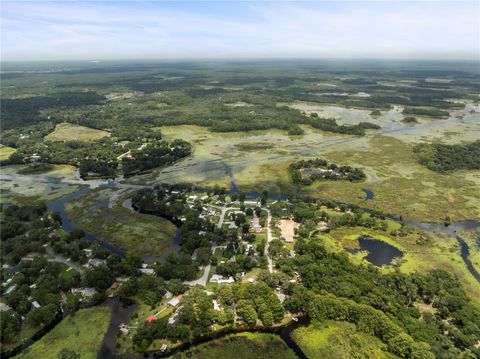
<box><xmin>289</xmin><ymin>158</ymin><xmax>366</xmax><ymax>185</ymax></box>
<box><xmin>413</xmin><ymin>140</ymin><xmax>480</xmax><ymax>172</ymax></box>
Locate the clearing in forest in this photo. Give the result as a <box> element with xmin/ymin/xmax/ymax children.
<box><xmin>45</xmin><ymin>122</ymin><xmax>110</xmax><ymax>142</ymax></box>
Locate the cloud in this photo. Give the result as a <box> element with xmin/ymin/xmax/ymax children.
<box><xmin>1</xmin><ymin>1</ymin><xmax>478</xmax><ymax>60</ymax></box>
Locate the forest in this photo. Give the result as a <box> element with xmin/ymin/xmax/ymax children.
<box><xmin>413</xmin><ymin>140</ymin><xmax>480</xmax><ymax>172</ymax></box>
<box><xmin>281</xmin><ymin>240</ymin><xmax>480</xmax><ymax>358</ymax></box>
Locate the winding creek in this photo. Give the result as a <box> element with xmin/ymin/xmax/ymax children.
<box><xmin>2</xmin><ymin>173</ymin><xmax>480</xmax><ymax>358</ymax></box>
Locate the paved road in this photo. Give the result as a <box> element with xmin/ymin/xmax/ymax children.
<box><xmin>263</xmin><ymin>209</ymin><xmax>274</xmax><ymax>273</ymax></box>
<box><xmin>212</xmin><ymin>205</ymin><xmax>229</xmax><ymax>229</ymax></box>
<box><xmin>45</xmin><ymin>247</ymin><xmax>85</xmax><ymax>273</ymax></box>
<box><xmin>184</xmin><ymin>245</ymin><xmax>226</xmax><ymax>287</ymax></box>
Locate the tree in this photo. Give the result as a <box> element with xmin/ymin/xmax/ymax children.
<box><xmin>28</xmin><ymin>303</ymin><xmax>58</xmax><ymax>326</ymax></box>
<box><xmin>215</xmin><ymin>285</ymin><xmax>234</xmax><ymax>305</ymax></box>
<box><xmin>0</xmin><ymin>311</ymin><xmax>21</xmax><ymax>343</ymax></box>
<box><xmin>196</xmin><ymin>247</ymin><xmax>212</xmax><ymax>266</ymax></box>
<box><xmin>261</xmin><ymin>190</ymin><xmax>268</xmax><ymax>205</ymax></box>
<box><xmin>168</xmin><ymin>279</ymin><xmax>188</xmax><ymax>295</ymax></box>
<box><xmin>236</xmin><ymin>300</ymin><xmax>258</xmax><ymax>327</ymax></box>
<box><xmin>85</xmin><ymin>265</ymin><xmax>114</xmax><ymax>291</ymax></box>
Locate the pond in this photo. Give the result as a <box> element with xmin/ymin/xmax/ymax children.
<box><xmin>348</xmin><ymin>235</ymin><xmax>404</xmax><ymax>266</ymax></box>
<box><xmin>362</xmin><ymin>188</ymin><xmax>374</xmax><ymax>200</ymax></box>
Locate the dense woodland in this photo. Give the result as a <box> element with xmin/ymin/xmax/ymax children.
<box><xmin>414</xmin><ymin>140</ymin><xmax>480</xmax><ymax>173</ymax></box>
<box><xmin>282</xmin><ymin>240</ymin><xmax>480</xmax><ymax>358</ymax></box>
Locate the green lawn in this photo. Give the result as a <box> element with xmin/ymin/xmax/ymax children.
<box><xmin>16</xmin><ymin>307</ymin><xmax>111</xmax><ymax>359</ymax></box>
<box><xmin>292</xmin><ymin>321</ymin><xmax>398</xmax><ymax>359</ymax></box>
<box><xmin>45</xmin><ymin>122</ymin><xmax>110</xmax><ymax>142</ymax></box>
<box><xmin>175</xmin><ymin>333</ymin><xmax>296</xmax><ymax>359</ymax></box>
<box><xmin>0</xmin><ymin>145</ymin><xmax>16</xmax><ymax>161</ymax></box>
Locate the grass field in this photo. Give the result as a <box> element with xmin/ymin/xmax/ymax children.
<box><xmin>0</xmin><ymin>145</ymin><xmax>16</xmax><ymax>161</ymax></box>
<box><xmin>16</xmin><ymin>307</ymin><xmax>111</xmax><ymax>359</ymax></box>
<box><xmin>45</xmin><ymin>122</ymin><xmax>110</xmax><ymax>142</ymax></box>
<box><xmin>319</xmin><ymin>226</ymin><xmax>480</xmax><ymax>302</ymax></box>
<box><xmin>292</xmin><ymin>320</ymin><xmax>398</xmax><ymax>359</ymax></box>
<box><xmin>65</xmin><ymin>187</ymin><xmax>177</xmax><ymax>257</ymax></box>
<box><xmin>174</xmin><ymin>333</ymin><xmax>296</xmax><ymax>359</ymax></box>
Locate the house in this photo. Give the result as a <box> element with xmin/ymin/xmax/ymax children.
<box><xmin>248</xmin><ymin>278</ymin><xmax>255</xmax><ymax>283</ymax></box>
<box><xmin>0</xmin><ymin>302</ymin><xmax>12</xmax><ymax>312</ymax></box>
<box><xmin>251</xmin><ymin>217</ymin><xmax>262</xmax><ymax>232</ymax></box>
<box><xmin>160</xmin><ymin>344</ymin><xmax>168</xmax><ymax>352</ymax></box>
<box><xmin>71</xmin><ymin>287</ymin><xmax>97</xmax><ymax>298</ymax></box>
<box><xmin>212</xmin><ymin>299</ymin><xmax>221</xmax><ymax>311</ymax></box>
<box><xmin>32</xmin><ymin>301</ymin><xmax>41</xmax><ymax>309</ymax></box>
<box><xmin>30</xmin><ymin>153</ymin><xmax>41</xmax><ymax>161</ymax></box>
<box><xmin>119</xmin><ymin>323</ymin><xmax>129</xmax><ymax>336</ymax></box>
<box><xmin>275</xmin><ymin>293</ymin><xmax>286</xmax><ymax>304</ymax></box>
<box><xmin>317</xmin><ymin>221</ymin><xmax>329</xmax><ymax>232</ymax></box>
<box><xmin>140</xmin><ymin>268</ymin><xmax>155</xmax><ymax>275</ymax></box>
<box><xmin>146</xmin><ymin>315</ymin><xmax>158</xmax><ymax>323</ymax></box>
<box><xmin>88</xmin><ymin>258</ymin><xmax>106</xmax><ymax>268</ymax></box>
<box><xmin>4</xmin><ymin>285</ymin><xmax>16</xmax><ymax>295</ymax></box>
<box><xmin>167</xmin><ymin>295</ymin><xmax>182</xmax><ymax>307</ymax></box>
<box><xmin>164</xmin><ymin>291</ymin><xmax>173</xmax><ymax>299</ymax></box>
<box><xmin>107</xmin><ymin>282</ymin><xmax>120</xmax><ymax>297</ymax></box>
<box><xmin>168</xmin><ymin>310</ymin><xmax>179</xmax><ymax>325</ymax></box>
<box><xmin>108</xmin><ymin>282</ymin><xmax>120</xmax><ymax>291</ymax></box>
<box><xmin>82</xmin><ymin>249</ymin><xmax>93</xmax><ymax>257</ymax></box>
<box><xmin>210</xmin><ymin>274</ymin><xmax>235</xmax><ymax>284</ymax></box>
<box><xmin>140</xmin><ymin>264</ymin><xmax>155</xmax><ymax>275</ymax></box>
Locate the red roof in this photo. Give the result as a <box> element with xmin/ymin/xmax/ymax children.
<box><xmin>146</xmin><ymin>315</ymin><xmax>158</xmax><ymax>323</ymax></box>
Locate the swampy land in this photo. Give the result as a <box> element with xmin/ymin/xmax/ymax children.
<box><xmin>1</xmin><ymin>60</ymin><xmax>480</xmax><ymax>359</ymax></box>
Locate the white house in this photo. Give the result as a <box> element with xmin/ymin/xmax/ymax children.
<box><xmin>32</xmin><ymin>301</ymin><xmax>41</xmax><ymax>309</ymax></box>
<box><xmin>167</xmin><ymin>295</ymin><xmax>182</xmax><ymax>307</ymax></box>
<box><xmin>210</xmin><ymin>274</ymin><xmax>235</xmax><ymax>284</ymax></box>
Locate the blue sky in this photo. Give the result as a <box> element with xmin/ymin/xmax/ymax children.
<box><xmin>1</xmin><ymin>1</ymin><xmax>479</xmax><ymax>61</ymax></box>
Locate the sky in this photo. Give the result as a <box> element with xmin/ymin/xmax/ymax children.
<box><xmin>1</xmin><ymin>1</ymin><xmax>479</xmax><ymax>61</ymax></box>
